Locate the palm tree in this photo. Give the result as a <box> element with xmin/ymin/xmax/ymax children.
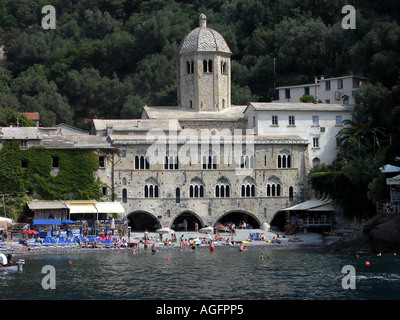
<box><xmin>336</xmin><ymin>109</ymin><xmax>385</xmax><ymax>157</ymax></box>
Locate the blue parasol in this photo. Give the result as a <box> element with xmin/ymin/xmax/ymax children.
<box><xmin>61</xmin><ymin>220</ymin><xmax>76</xmax><ymax>224</ymax></box>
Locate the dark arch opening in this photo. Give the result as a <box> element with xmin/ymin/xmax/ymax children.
<box><xmin>269</xmin><ymin>211</ymin><xmax>287</xmax><ymax>231</ymax></box>
<box><xmin>217</xmin><ymin>212</ymin><xmax>260</xmax><ymax>229</ymax></box>
<box><xmin>127</xmin><ymin>212</ymin><xmax>160</xmax><ymax>232</ymax></box>
<box><xmin>171</xmin><ymin>212</ymin><xmax>203</xmax><ymax>231</ymax></box>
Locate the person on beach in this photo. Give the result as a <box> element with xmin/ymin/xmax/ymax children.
<box><xmin>0</xmin><ymin>252</ymin><xmax>7</xmax><ymax>265</ymax></box>
<box><xmin>183</xmin><ymin>219</ymin><xmax>188</xmax><ymax>231</ymax></box>
<box><xmin>239</xmin><ymin>243</ymin><xmax>248</xmax><ymax>252</ymax></box>
<box><xmin>194</xmin><ymin>222</ymin><xmax>199</xmax><ymax>232</ymax></box>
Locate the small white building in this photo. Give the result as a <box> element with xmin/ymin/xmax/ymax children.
<box><xmin>244</xmin><ymin>102</ymin><xmax>354</xmax><ymax>167</ymax></box>
<box><xmin>276</xmin><ymin>75</ymin><xmax>368</xmax><ymax>105</ymax></box>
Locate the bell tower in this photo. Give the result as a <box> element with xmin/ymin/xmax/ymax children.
<box><xmin>177</xmin><ymin>14</ymin><xmax>232</xmax><ymax>112</ymax></box>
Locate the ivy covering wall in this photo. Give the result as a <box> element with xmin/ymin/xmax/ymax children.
<box><xmin>0</xmin><ymin>141</ymin><xmax>103</xmax><ymax>200</ymax></box>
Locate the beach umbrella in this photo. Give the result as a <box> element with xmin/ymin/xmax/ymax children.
<box><xmin>0</xmin><ymin>217</ymin><xmax>12</xmax><ymax>228</ymax></box>
<box><xmin>199</xmin><ymin>226</ymin><xmax>213</xmax><ymax>234</ymax></box>
<box><xmin>156</xmin><ymin>227</ymin><xmax>175</xmax><ymax>234</ymax></box>
<box><xmin>61</xmin><ymin>220</ymin><xmax>76</xmax><ymax>224</ymax></box>
<box><xmin>21</xmin><ymin>230</ymin><xmax>39</xmax><ymax>235</ymax></box>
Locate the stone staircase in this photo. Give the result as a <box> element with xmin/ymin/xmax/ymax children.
<box><xmin>10</xmin><ymin>223</ymin><xmax>29</xmax><ymax>238</ymax></box>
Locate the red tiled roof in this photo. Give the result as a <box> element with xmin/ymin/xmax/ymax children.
<box><xmin>24</xmin><ymin>112</ymin><xmax>39</xmax><ymax>120</ymax></box>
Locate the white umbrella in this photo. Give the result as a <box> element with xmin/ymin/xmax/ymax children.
<box><xmin>156</xmin><ymin>227</ymin><xmax>175</xmax><ymax>234</ymax></box>
<box><xmin>199</xmin><ymin>226</ymin><xmax>213</xmax><ymax>234</ymax></box>
<box><xmin>0</xmin><ymin>217</ymin><xmax>12</xmax><ymax>228</ymax></box>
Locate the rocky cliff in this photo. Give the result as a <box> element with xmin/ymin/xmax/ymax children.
<box><xmin>329</xmin><ymin>213</ymin><xmax>400</xmax><ymax>253</ymax></box>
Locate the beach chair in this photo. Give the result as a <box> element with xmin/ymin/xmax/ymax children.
<box><xmin>65</xmin><ymin>238</ymin><xmax>73</xmax><ymax>247</ymax></box>
<box><xmin>51</xmin><ymin>238</ymin><xmax>59</xmax><ymax>247</ymax></box>
<box><xmin>59</xmin><ymin>237</ymin><xmax>66</xmax><ymax>246</ymax></box>
<box><xmin>104</xmin><ymin>239</ymin><xmax>112</xmax><ymax>248</ymax></box>
<box><xmin>43</xmin><ymin>237</ymin><xmax>52</xmax><ymax>247</ymax></box>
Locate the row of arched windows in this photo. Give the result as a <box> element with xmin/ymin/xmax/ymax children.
<box><xmin>121</xmin><ymin>176</ymin><xmax>294</xmax><ymax>202</ymax></box>
<box><xmin>185</xmin><ymin>60</ymin><xmax>229</xmax><ymax>75</ymax></box>
<box><xmin>133</xmin><ymin>152</ymin><xmax>293</xmax><ymax>170</ymax></box>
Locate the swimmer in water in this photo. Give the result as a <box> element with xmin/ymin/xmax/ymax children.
<box><xmin>210</xmin><ymin>242</ymin><xmax>215</xmax><ymax>252</ymax></box>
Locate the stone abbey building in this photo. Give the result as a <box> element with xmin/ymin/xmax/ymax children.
<box><xmin>93</xmin><ymin>14</ymin><xmax>312</xmax><ymax>231</ymax></box>
<box><xmin>1</xmin><ymin>14</ymin><xmax>352</xmax><ymax>232</ymax></box>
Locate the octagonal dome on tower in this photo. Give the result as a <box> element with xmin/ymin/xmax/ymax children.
<box><xmin>178</xmin><ymin>13</ymin><xmax>232</xmax><ymax>54</ymax></box>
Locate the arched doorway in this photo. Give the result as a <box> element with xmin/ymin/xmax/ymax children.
<box><xmin>127</xmin><ymin>211</ymin><xmax>161</xmax><ymax>232</ymax></box>
<box><xmin>171</xmin><ymin>211</ymin><xmax>204</xmax><ymax>231</ymax></box>
<box><xmin>269</xmin><ymin>210</ymin><xmax>287</xmax><ymax>231</ymax></box>
<box><xmin>216</xmin><ymin>211</ymin><xmax>261</xmax><ymax>229</ymax></box>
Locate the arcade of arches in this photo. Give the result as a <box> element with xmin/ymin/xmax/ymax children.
<box><xmin>126</xmin><ymin>211</ymin><xmax>261</xmax><ymax>232</ymax></box>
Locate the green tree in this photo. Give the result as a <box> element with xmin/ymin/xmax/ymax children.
<box><xmin>120</xmin><ymin>95</ymin><xmax>145</xmax><ymax>118</ymax></box>
<box><xmin>0</xmin><ymin>108</ymin><xmax>34</xmax><ymax>127</ymax></box>
<box><xmin>12</xmin><ymin>65</ymin><xmax>74</xmax><ymax>126</ymax></box>
<box><xmin>353</xmin><ymin>83</ymin><xmax>392</xmax><ymax>129</ymax></box>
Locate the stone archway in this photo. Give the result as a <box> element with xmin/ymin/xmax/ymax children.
<box><xmin>269</xmin><ymin>210</ymin><xmax>287</xmax><ymax>231</ymax></box>
<box><xmin>127</xmin><ymin>211</ymin><xmax>161</xmax><ymax>232</ymax></box>
<box><xmin>171</xmin><ymin>211</ymin><xmax>204</xmax><ymax>231</ymax></box>
<box><xmin>215</xmin><ymin>211</ymin><xmax>262</xmax><ymax>229</ymax></box>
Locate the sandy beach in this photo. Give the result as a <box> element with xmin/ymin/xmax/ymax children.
<box><xmin>1</xmin><ymin>228</ymin><xmax>341</xmax><ymax>255</ymax></box>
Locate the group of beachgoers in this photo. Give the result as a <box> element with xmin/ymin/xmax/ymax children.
<box><xmin>131</xmin><ymin>228</ymin><xmax>306</xmax><ymax>254</ymax></box>
<box><xmin>10</xmin><ymin>225</ymin><xmax>307</xmax><ymax>254</ymax></box>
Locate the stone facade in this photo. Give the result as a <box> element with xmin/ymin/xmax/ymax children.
<box><xmin>108</xmin><ymin>134</ymin><xmax>309</xmax><ymax>230</ymax></box>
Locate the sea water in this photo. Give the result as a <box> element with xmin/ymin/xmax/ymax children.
<box><xmin>1</xmin><ymin>246</ymin><xmax>400</xmax><ymax>300</ymax></box>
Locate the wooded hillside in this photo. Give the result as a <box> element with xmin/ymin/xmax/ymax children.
<box><xmin>1</xmin><ymin>0</ymin><xmax>399</xmax><ymax>130</ymax></box>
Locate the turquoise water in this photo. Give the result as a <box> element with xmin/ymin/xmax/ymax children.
<box><xmin>1</xmin><ymin>246</ymin><xmax>400</xmax><ymax>300</ymax></box>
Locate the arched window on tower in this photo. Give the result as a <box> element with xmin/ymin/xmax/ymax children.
<box><xmin>186</xmin><ymin>60</ymin><xmax>194</xmax><ymax>74</ymax></box>
<box><xmin>203</xmin><ymin>60</ymin><xmax>213</xmax><ymax>73</ymax></box>
<box><xmin>221</xmin><ymin>61</ymin><xmax>227</xmax><ymax>74</ymax></box>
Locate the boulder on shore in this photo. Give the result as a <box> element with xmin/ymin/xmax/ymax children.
<box><xmin>329</xmin><ymin>213</ymin><xmax>400</xmax><ymax>253</ymax></box>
